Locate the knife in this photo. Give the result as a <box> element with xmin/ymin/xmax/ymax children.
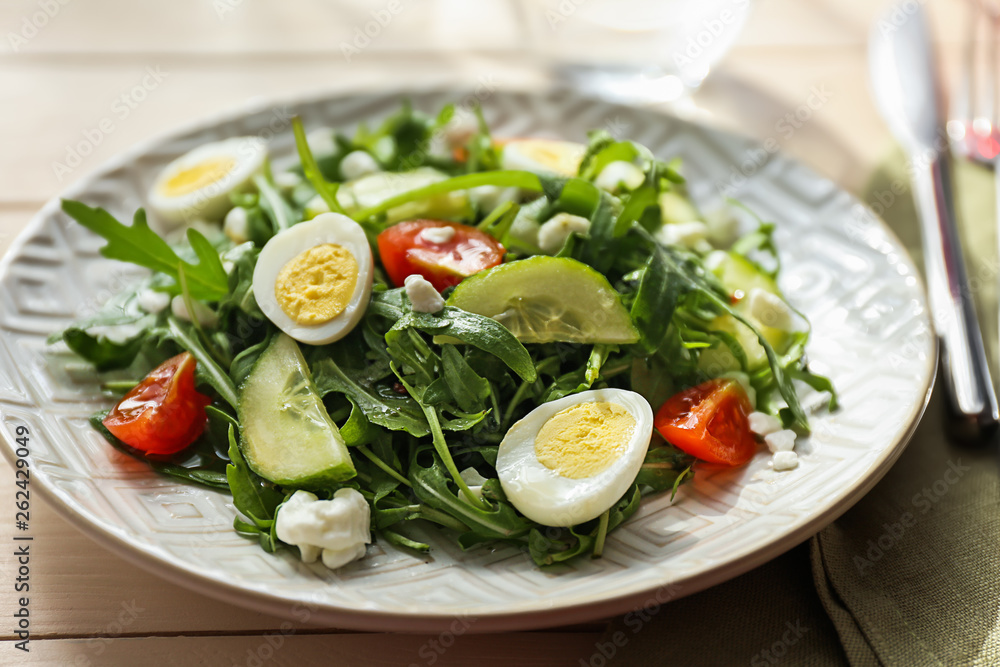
<box><xmin>869</xmin><ymin>2</ymin><xmax>999</xmax><ymax>440</ymax></box>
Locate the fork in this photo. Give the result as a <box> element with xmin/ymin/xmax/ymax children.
<box><xmin>949</xmin><ymin>0</ymin><xmax>1000</xmax><ymax>433</ymax></box>
<box><xmin>949</xmin><ymin>0</ymin><xmax>1000</xmax><ymax>166</ymax></box>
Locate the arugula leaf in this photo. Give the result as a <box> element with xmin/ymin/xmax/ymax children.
<box><xmin>63</xmin><ymin>327</ymin><xmax>147</xmax><ymax>372</ymax></box>
<box><xmin>292</xmin><ymin>117</ymin><xmax>347</xmax><ymax>215</ymax></box>
<box><xmin>165</xmin><ymin>317</ymin><xmax>239</xmax><ymax>408</ymax></box>
<box><xmin>410</xmin><ymin>457</ymin><xmax>532</xmax><ymax>540</ymax></box>
<box><xmin>440</xmin><ymin>345</ymin><xmax>491</xmax><ymax>413</ymax></box>
<box><xmin>635</xmin><ymin>446</ymin><xmax>696</xmax><ymax>492</ymax></box>
<box><xmin>401</xmin><ymin>306</ymin><xmax>535</xmax><ymax>382</ymax></box>
<box><xmin>62</xmin><ymin>200</ymin><xmax>228</xmax><ymax>301</ymax></box>
<box><xmin>226</xmin><ymin>425</ymin><xmax>284</xmax><ymax>526</ymax></box>
<box><xmin>90</xmin><ymin>413</ymin><xmax>230</xmax><ymax>490</ymax></box>
<box><xmin>312</xmin><ymin>357</ymin><xmax>430</xmax><ymax>437</ymax></box>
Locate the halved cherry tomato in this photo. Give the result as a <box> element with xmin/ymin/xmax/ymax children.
<box><xmin>377</xmin><ymin>219</ymin><xmax>505</xmax><ymax>292</ymax></box>
<box><xmin>653</xmin><ymin>379</ymin><xmax>757</xmax><ymax>466</ymax></box>
<box><xmin>103</xmin><ymin>352</ymin><xmax>212</xmax><ymax>456</ymax></box>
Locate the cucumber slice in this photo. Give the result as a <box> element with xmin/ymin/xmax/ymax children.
<box><xmin>707</xmin><ymin>251</ymin><xmax>790</xmax><ymax>355</ymax></box>
<box><xmin>237</xmin><ymin>334</ymin><xmax>355</xmax><ymax>489</ymax></box>
<box><xmin>711</xmin><ymin>251</ymin><xmax>779</xmax><ymax>297</ymax></box>
<box><xmin>446</xmin><ymin>256</ymin><xmax>639</xmax><ymax>344</ymax></box>
<box><xmin>337</xmin><ymin>167</ymin><xmax>472</xmax><ymax>224</ymax></box>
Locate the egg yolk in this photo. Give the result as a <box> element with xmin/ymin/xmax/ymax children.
<box><xmin>159</xmin><ymin>157</ymin><xmax>236</xmax><ymax>197</ymax></box>
<box><xmin>517</xmin><ymin>140</ymin><xmax>584</xmax><ymax>176</ymax></box>
<box><xmin>275</xmin><ymin>244</ymin><xmax>359</xmax><ymax>325</ymax></box>
<box><xmin>534</xmin><ymin>401</ymin><xmax>635</xmax><ymax>479</ymax></box>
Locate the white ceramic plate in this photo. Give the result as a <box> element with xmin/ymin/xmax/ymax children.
<box><xmin>0</xmin><ymin>88</ymin><xmax>935</xmax><ymax>632</ymax></box>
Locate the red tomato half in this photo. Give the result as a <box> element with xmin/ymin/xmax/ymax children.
<box><xmin>103</xmin><ymin>352</ymin><xmax>212</xmax><ymax>456</ymax></box>
<box><xmin>654</xmin><ymin>379</ymin><xmax>757</xmax><ymax>466</ymax></box>
<box><xmin>377</xmin><ymin>220</ymin><xmax>505</xmax><ymax>292</ymax></box>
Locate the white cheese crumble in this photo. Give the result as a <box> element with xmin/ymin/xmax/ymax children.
<box><xmin>703</xmin><ymin>208</ymin><xmax>740</xmax><ymax>248</ymax></box>
<box><xmin>305</xmin><ymin>127</ymin><xmax>336</xmax><ymax>157</ymax></box>
<box><xmin>274</xmin><ymin>171</ymin><xmax>302</xmax><ymax>193</ymax></box>
<box><xmin>137</xmin><ymin>289</ymin><xmax>170</xmax><ymax>314</ymax></box>
<box><xmin>764</xmin><ymin>429</ymin><xmax>796</xmax><ymax>453</ymax></box>
<box><xmin>655</xmin><ymin>221</ymin><xmax>710</xmax><ymax>251</ymax></box>
<box><xmin>595</xmin><ymin>161</ymin><xmax>644</xmax><ymax>193</ymax></box>
<box><xmin>340</xmin><ymin>151</ymin><xmax>381</xmax><ymax>181</ymax></box>
<box><xmin>537</xmin><ymin>212</ymin><xmax>591</xmax><ymax>254</ymax></box>
<box><xmin>419</xmin><ymin>225</ymin><xmax>456</xmax><ymax>245</ymax></box>
<box><xmin>470</xmin><ymin>185</ymin><xmax>519</xmax><ymax>212</ymax></box>
<box><xmin>170</xmin><ymin>296</ymin><xmax>218</xmax><ymax>328</ymax></box>
<box><xmin>772</xmin><ymin>451</ymin><xmax>799</xmax><ymax>471</ymax></box>
<box><xmin>275</xmin><ymin>489</ymin><xmax>371</xmax><ymax>570</ymax></box>
<box><xmin>304</xmin><ymin>194</ymin><xmax>331</xmax><ymax>218</ymax></box>
<box><xmin>223</xmin><ymin>207</ymin><xmax>249</xmax><ymax>244</ymax></box>
<box><xmin>459</xmin><ymin>466</ymin><xmax>488</xmax><ymax>500</ymax></box>
<box><xmin>747</xmin><ymin>288</ymin><xmax>795</xmax><ymax>331</ymax></box>
<box><xmin>748</xmin><ymin>411</ymin><xmax>783</xmax><ymax>437</ymax></box>
<box><xmin>404</xmin><ymin>274</ymin><xmax>445</xmax><ymax>313</ymax></box>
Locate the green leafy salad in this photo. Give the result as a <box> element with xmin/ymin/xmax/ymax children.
<box><xmin>52</xmin><ymin>101</ymin><xmax>836</xmax><ymax>570</ymax></box>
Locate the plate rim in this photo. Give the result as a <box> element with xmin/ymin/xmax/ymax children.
<box><xmin>0</xmin><ymin>84</ymin><xmax>937</xmax><ymax>632</ymax></box>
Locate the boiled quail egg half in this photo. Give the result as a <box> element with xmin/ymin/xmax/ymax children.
<box><xmin>253</xmin><ymin>213</ymin><xmax>374</xmax><ymax>345</ymax></box>
<box><xmin>496</xmin><ymin>388</ymin><xmax>653</xmax><ymax>527</ymax></box>
<box><xmin>501</xmin><ymin>139</ymin><xmax>585</xmax><ymax>177</ymax></box>
<box><xmin>148</xmin><ymin>136</ymin><xmax>266</xmax><ymax>227</ymax></box>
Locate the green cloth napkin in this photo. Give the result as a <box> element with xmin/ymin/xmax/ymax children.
<box><xmin>601</xmin><ymin>154</ymin><xmax>1000</xmax><ymax>666</ymax></box>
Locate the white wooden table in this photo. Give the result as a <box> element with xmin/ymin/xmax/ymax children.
<box><xmin>0</xmin><ymin>0</ymin><xmax>971</xmax><ymax>663</ymax></box>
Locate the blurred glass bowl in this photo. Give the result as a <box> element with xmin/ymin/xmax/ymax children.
<box><xmin>521</xmin><ymin>0</ymin><xmax>754</xmax><ymax>104</ymax></box>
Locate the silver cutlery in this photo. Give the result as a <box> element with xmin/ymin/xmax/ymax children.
<box><xmin>869</xmin><ymin>1</ymin><xmax>999</xmax><ymax>439</ymax></box>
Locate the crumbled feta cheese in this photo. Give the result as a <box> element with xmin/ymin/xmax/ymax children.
<box><xmin>170</xmin><ymin>296</ymin><xmax>218</xmax><ymax>328</ymax></box>
<box><xmin>86</xmin><ymin>323</ymin><xmax>144</xmax><ymax>344</ymax></box>
<box><xmin>703</xmin><ymin>208</ymin><xmax>740</xmax><ymax>248</ymax></box>
<box><xmin>404</xmin><ymin>274</ymin><xmax>445</xmax><ymax>313</ymax></box>
<box><xmin>275</xmin><ymin>489</ymin><xmax>371</xmax><ymax>570</ymax></box>
<box><xmin>537</xmin><ymin>213</ymin><xmax>591</xmax><ymax>254</ymax></box>
<box><xmin>304</xmin><ymin>194</ymin><xmax>331</xmax><ymax>219</ymax></box>
<box><xmin>223</xmin><ymin>207</ymin><xmax>249</xmax><ymax>244</ymax></box>
<box><xmin>747</xmin><ymin>288</ymin><xmax>795</xmax><ymax>331</ymax></box>
<box><xmin>470</xmin><ymin>185</ymin><xmax>519</xmax><ymax>212</ymax></box>
<box><xmin>595</xmin><ymin>161</ymin><xmax>644</xmax><ymax>193</ymax></box>
<box><xmin>748</xmin><ymin>411</ymin><xmax>783</xmax><ymax>437</ymax></box>
<box><xmin>222</xmin><ymin>260</ymin><xmax>235</xmax><ymax>274</ymax></box>
<box><xmin>443</xmin><ymin>113</ymin><xmax>478</xmax><ymax>149</ymax></box>
<box><xmin>655</xmin><ymin>221</ymin><xmax>709</xmax><ymax>250</ymax></box>
<box><xmin>137</xmin><ymin>289</ymin><xmax>170</xmax><ymax>314</ymax></box>
<box><xmin>764</xmin><ymin>429</ymin><xmax>796</xmax><ymax>453</ymax></box>
<box><xmin>340</xmin><ymin>151</ymin><xmax>381</xmax><ymax>181</ymax></box>
<box><xmin>274</xmin><ymin>171</ymin><xmax>302</xmax><ymax>193</ymax></box>
<box><xmin>459</xmin><ymin>467</ymin><xmax>488</xmax><ymax>500</ymax></box>
<box><xmin>772</xmin><ymin>451</ymin><xmax>799</xmax><ymax>471</ymax></box>
<box><xmin>704</xmin><ymin>250</ymin><xmax>729</xmax><ymax>273</ymax></box>
<box><xmin>419</xmin><ymin>225</ymin><xmax>456</xmax><ymax>245</ymax></box>
<box><xmin>305</xmin><ymin>127</ymin><xmax>336</xmax><ymax>157</ymax></box>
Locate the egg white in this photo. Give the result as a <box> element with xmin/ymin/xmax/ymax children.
<box><xmin>148</xmin><ymin>137</ymin><xmax>266</xmax><ymax>227</ymax></box>
<box><xmin>253</xmin><ymin>213</ymin><xmax>374</xmax><ymax>345</ymax></box>
<box><xmin>496</xmin><ymin>388</ymin><xmax>653</xmax><ymax>527</ymax></box>
<box><xmin>501</xmin><ymin>139</ymin><xmax>585</xmax><ymax>177</ymax></box>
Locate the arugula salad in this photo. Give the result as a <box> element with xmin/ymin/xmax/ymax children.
<box><xmin>53</xmin><ymin>101</ymin><xmax>836</xmax><ymax>570</ymax></box>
